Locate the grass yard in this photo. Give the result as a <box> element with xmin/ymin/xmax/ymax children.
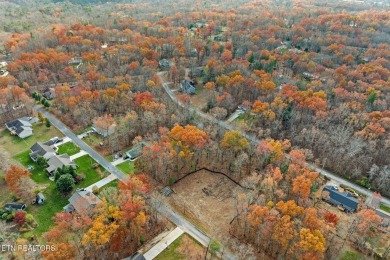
<box><xmin>0</xmin><ymin>122</ymin><xmax>63</xmax><ymax>157</ymax></box>
<box><xmin>83</xmin><ymin>133</ymin><xmax>102</xmax><ymax>147</ymax></box>
<box><xmin>100</xmin><ymin>179</ymin><xmax>119</xmax><ymax>190</ymax></box>
<box><xmin>12</xmin><ymin>152</ymin><xmax>106</xmax><ymax>239</ymax></box>
<box><xmin>57</xmin><ymin>142</ymin><xmax>80</xmax><ymax>156</ymax></box>
<box><xmin>380</xmin><ymin>204</ymin><xmax>390</xmax><ymax>213</ymax></box>
<box><xmin>74</xmin><ymin>155</ymin><xmax>107</xmax><ymax>188</ymax></box>
<box><xmin>155</xmin><ymin>234</ymin><xmax>204</xmax><ymax>260</ymax></box>
<box><xmin>116</xmin><ymin>161</ymin><xmax>135</xmax><ymax>174</ymax></box>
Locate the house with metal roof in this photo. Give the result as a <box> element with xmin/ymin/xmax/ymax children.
<box><xmin>63</xmin><ymin>189</ymin><xmax>101</xmax><ymax>216</ymax></box>
<box><xmin>5</xmin><ymin>117</ymin><xmax>34</xmax><ymax>139</ymax></box>
<box><xmin>29</xmin><ymin>142</ymin><xmax>57</xmax><ymax>161</ymax></box>
<box><xmin>46</xmin><ymin>154</ymin><xmax>77</xmax><ymax>176</ymax></box>
<box><xmin>322</xmin><ymin>186</ymin><xmax>359</xmax><ymax>212</ymax></box>
<box><xmin>125</xmin><ymin>142</ymin><xmax>148</xmax><ymax>160</ymax></box>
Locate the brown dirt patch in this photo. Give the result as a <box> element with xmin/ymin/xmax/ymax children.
<box><xmin>168</xmin><ymin>170</ymin><xmax>249</xmax><ymax>242</ymax></box>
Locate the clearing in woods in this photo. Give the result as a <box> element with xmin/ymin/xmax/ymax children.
<box><xmin>168</xmin><ymin>169</ymin><xmax>249</xmax><ymax>242</ymax></box>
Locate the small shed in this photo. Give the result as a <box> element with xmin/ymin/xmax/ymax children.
<box><xmin>36</xmin><ymin>193</ymin><xmax>46</xmax><ymax>204</ymax></box>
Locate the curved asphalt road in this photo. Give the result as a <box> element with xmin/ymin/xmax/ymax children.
<box><xmin>34</xmin><ymin>105</ymin><xmax>128</xmax><ymax>182</ymax></box>
<box><xmin>157</xmin><ymin>72</ymin><xmax>390</xmax><ymax>208</ymax></box>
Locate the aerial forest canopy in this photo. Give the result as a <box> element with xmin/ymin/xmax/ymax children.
<box><xmin>0</xmin><ymin>0</ymin><xmax>389</xmax><ymax>259</ymax></box>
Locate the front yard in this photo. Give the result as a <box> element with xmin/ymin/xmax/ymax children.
<box><xmin>116</xmin><ymin>161</ymin><xmax>135</xmax><ymax>174</ymax></box>
<box><xmin>57</xmin><ymin>142</ymin><xmax>80</xmax><ymax>156</ymax></box>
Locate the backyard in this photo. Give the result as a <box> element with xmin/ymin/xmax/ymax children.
<box><xmin>0</xmin><ymin>122</ymin><xmax>63</xmax><ymax>157</ymax></box>
<box><xmin>11</xmin><ymin>151</ymin><xmax>106</xmax><ymax>239</ymax></box>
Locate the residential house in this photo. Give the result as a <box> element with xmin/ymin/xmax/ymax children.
<box><xmin>63</xmin><ymin>189</ymin><xmax>102</xmax><ymax>216</ymax></box>
<box><xmin>46</xmin><ymin>154</ymin><xmax>77</xmax><ymax>176</ymax></box>
<box><xmin>4</xmin><ymin>203</ymin><xmax>26</xmax><ymax>212</ymax></box>
<box><xmin>29</xmin><ymin>142</ymin><xmax>57</xmax><ymax>161</ymax></box>
<box><xmin>92</xmin><ymin>123</ymin><xmax>117</xmax><ymax>137</ymax></box>
<box><xmin>36</xmin><ymin>193</ymin><xmax>46</xmax><ymax>205</ymax></box>
<box><xmin>68</xmin><ymin>57</ymin><xmax>82</xmax><ymax>65</ymax></box>
<box><xmin>322</xmin><ymin>186</ymin><xmax>359</xmax><ymax>212</ymax></box>
<box><xmin>159</xmin><ymin>59</ymin><xmax>174</xmax><ymax>68</ymax></box>
<box><xmin>125</xmin><ymin>142</ymin><xmax>148</xmax><ymax>160</ymax></box>
<box><xmin>179</xmin><ymin>80</ymin><xmax>196</xmax><ymax>95</ymax></box>
<box><xmin>43</xmin><ymin>88</ymin><xmax>56</xmax><ymax>100</ymax></box>
<box><xmin>5</xmin><ymin>117</ymin><xmax>34</xmax><ymax>139</ymax></box>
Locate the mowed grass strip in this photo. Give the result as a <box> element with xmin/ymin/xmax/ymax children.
<box><xmin>116</xmin><ymin>161</ymin><xmax>135</xmax><ymax>174</ymax></box>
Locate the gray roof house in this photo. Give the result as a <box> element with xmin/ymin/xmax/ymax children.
<box><xmin>36</xmin><ymin>193</ymin><xmax>46</xmax><ymax>205</ymax></box>
<box><xmin>29</xmin><ymin>142</ymin><xmax>57</xmax><ymax>161</ymax></box>
<box><xmin>5</xmin><ymin>117</ymin><xmax>34</xmax><ymax>138</ymax></box>
<box><xmin>179</xmin><ymin>80</ymin><xmax>196</xmax><ymax>95</ymax></box>
<box><xmin>92</xmin><ymin>123</ymin><xmax>116</xmax><ymax>137</ymax></box>
<box><xmin>46</xmin><ymin>154</ymin><xmax>77</xmax><ymax>176</ymax></box>
<box><xmin>322</xmin><ymin>186</ymin><xmax>359</xmax><ymax>212</ymax></box>
<box><xmin>4</xmin><ymin>202</ymin><xmax>26</xmax><ymax>212</ymax></box>
<box><xmin>159</xmin><ymin>59</ymin><xmax>174</xmax><ymax>68</ymax></box>
<box><xmin>64</xmin><ymin>189</ymin><xmax>102</xmax><ymax>216</ymax></box>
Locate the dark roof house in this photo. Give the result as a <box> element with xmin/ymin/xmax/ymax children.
<box><xmin>4</xmin><ymin>202</ymin><xmax>26</xmax><ymax>212</ymax></box>
<box><xmin>322</xmin><ymin>186</ymin><xmax>359</xmax><ymax>212</ymax></box>
<box><xmin>64</xmin><ymin>189</ymin><xmax>102</xmax><ymax>216</ymax></box>
<box><xmin>125</xmin><ymin>142</ymin><xmax>148</xmax><ymax>160</ymax></box>
<box><xmin>29</xmin><ymin>142</ymin><xmax>57</xmax><ymax>161</ymax></box>
<box><xmin>5</xmin><ymin>117</ymin><xmax>34</xmax><ymax>138</ymax></box>
<box><xmin>46</xmin><ymin>154</ymin><xmax>77</xmax><ymax>176</ymax></box>
<box><xmin>43</xmin><ymin>88</ymin><xmax>56</xmax><ymax>100</ymax></box>
<box><xmin>179</xmin><ymin>80</ymin><xmax>196</xmax><ymax>95</ymax></box>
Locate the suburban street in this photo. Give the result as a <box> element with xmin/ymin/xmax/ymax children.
<box><xmin>34</xmin><ymin>104</ymin><xmax>237</xmax><ymax>258</ymax></box>
<box><xmin>157</xmin><ymin>72</ymin><xmax>390</xmax><ymax>208</ymax></box>
<box><xmin>33</xmin><ymin>105</ymin><xmax>129</xmax><ymax>182</ymax></box>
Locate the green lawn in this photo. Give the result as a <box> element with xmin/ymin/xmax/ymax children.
<box><xmin>83</xmin><ymin>133</ymin><xmax>102</xmax><ymax>147</ymax></box>
<box><xmin>12</xmin><ymin>153</ymin><xmax>106</xmax><ymax>238</ymax></box>
<box><xmin>74</xmin><ymin>155</ymin><xmax>107</xmax><ymax>188</ymax></box>
<box><xmin>0</xmin><ymin>122</ymin><xmax>63</xmax><ymax>157</ymax></box>
<box><xmin>57</xmin><ymin>142</ymin><xmax>80</xmax><ymax>156</ymax></box>
<box><xmin>100</xmin><ymin>179</ymin><xmax>119</xmax><ymax>190</ymax></box>
<box><xmin>116</xmin><ymin>161</ymin><xmax>135</xmax><ymax>174</ymax></box>
<box><xmin>380</xmin><ymin>204</ymin><xmax>390</xmax><ymax>213</ymax></box>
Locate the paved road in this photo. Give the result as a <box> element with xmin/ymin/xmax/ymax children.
<box><xmin>34</xmin><ymin>105</ymin><xmax>128</xmax><ymax>182</ymax></box>
<box><xmin>151</xmin><ymin>197</ymin><xmax>237</xmax><ymax>260</ymax></box>
<box><xmin>157</xmin><ymin>72</ymin><xmax>390</xmax><ymax>208</ymax></box>
<box><xmin>143</xmin><ymin>227</ymin><xmax>184</xmax><ymax>260</ymax></box>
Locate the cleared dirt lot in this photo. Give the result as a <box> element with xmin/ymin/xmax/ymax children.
<box><xmin>168</xmin><ymin>170</ymin><xmax>249</xmax><ymax>241</ymax></box>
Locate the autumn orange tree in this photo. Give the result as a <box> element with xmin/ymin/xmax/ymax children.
<box><xmin>5</xmin><ymin>165</ymin><xmax>35</xmax><ymax>202</ymax></box>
